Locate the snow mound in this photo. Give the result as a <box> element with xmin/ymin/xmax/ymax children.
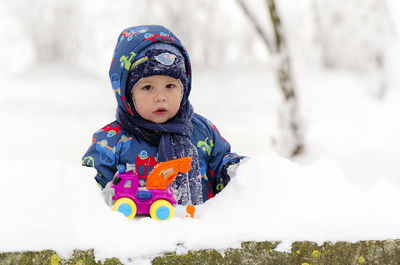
<box><xmin>1</xmin><ymin>154</ymin><xmax>399</xmax><ymax>260</ymax></box>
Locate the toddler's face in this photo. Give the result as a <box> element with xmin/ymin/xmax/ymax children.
<box><xmin>132</xmin><ymin>75</ymin><xmax>183</xmax><ymax>123</ymax></box>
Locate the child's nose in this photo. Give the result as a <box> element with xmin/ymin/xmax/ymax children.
<box><xmin>154</xmin><ymin>90</ymin><xmax>167</xmax><ymax>102</ymax></box>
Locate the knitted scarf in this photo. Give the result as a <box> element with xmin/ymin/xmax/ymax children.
<box><xmin>116</xmin><ymin>91</ymin><xmax>203</xmax><ymax>205</ymax></box>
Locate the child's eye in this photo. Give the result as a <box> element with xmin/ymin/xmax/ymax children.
<box><xmin>141</xmin><ymin>85</ymin><xmax>153</xmax><ymax>91</ymax></box>
<box><xmin>166</xmin><ymin>84</ymin><xmax>176</xmax><ymax>89</ymax></box>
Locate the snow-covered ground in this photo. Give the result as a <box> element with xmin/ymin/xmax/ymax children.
<box><xmin>0</xmin><ymin>62</ymin><xmax>399</xmax><ymax>263</ymax></box>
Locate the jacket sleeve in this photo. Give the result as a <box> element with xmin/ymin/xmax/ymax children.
<box><xmin>204</xmin><ymin>118</ymin><xmax>246</xmax><ymax>195</ymax></box>
<box><xmin>81</xmin><ymin>123</ymin><xmax>122</xmax><ymax>188</ymax></box>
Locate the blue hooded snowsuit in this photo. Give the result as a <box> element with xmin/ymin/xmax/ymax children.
<box><xmin>82</xmin><ymin>25</ymin><xmax>244</xmax><ymax>205</ymax></box>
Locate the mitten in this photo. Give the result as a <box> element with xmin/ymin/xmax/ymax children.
<box><xmin>102</xmin><ymin>182</ymin><xmax>115</xmax><ymax>207</ymax></box>
<box><xmin>227</xmin><ymin>157</ymin><xmax>249</xmax><ymax>178</ymax></box>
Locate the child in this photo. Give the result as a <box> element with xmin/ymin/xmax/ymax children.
<box><xmin>82</xmin><ymin>25</ymin><xmax>245</xmax><ymax>205</ymax></box>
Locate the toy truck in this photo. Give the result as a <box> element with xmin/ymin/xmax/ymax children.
<box><xmin>110</xmin><ymin>157</ymin><xmax>192</xmax><ymax>221</ymax></box>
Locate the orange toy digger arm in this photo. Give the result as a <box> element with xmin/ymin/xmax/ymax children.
<box><xmin>145</xmin><ymin>157</ymin><xmax>192</xmax><ymax>189</ymax></box>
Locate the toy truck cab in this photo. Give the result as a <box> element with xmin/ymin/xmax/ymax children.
<box><xmin>110</xmin><ymin>157</ymin><xmax>192</xmax><ymax>221</ymax></box>
<box><xmin>111</xmin><ymin>171</ymin><xmax>139</xmax><ymax>195</ymax></box>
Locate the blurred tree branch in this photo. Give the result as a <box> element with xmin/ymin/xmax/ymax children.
<box><xmin>236</xmin><ymin>0</ymin><xmax>304</xmax><ymax>157</ymax></box>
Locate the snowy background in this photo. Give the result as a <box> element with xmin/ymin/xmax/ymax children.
<box><xmin>1</xmin><ymin>0</ymin><xmax>400</xmax><ymax>263</ymax></box>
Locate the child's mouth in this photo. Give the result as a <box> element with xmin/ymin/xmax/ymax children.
<box><xmin>154</xmin><ymin>107</ymin><xmax>167</xmax><ymax>115</ymax></box>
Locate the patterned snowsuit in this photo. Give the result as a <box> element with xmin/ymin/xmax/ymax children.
<box><xmin>82</xmin><ymin>25</ymin><xmax>244</xmax><ymax>203</ymax></box>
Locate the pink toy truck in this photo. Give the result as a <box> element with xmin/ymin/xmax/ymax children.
<box><xmin>110</xmin><ymin>157</ymin><xmax>192</xmax><ymax>221</ymax></box>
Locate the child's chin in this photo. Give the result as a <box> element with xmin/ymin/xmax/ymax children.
<box><xmin>149</xmin><ymin>116</ymin><xmax>171</xmax><ymax>124</ymax></box>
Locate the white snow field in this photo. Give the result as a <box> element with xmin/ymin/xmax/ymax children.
<box><xmin>0</xmin><ymin>63</ymin><xmax>399</xmax><ymax>263</ymax></box>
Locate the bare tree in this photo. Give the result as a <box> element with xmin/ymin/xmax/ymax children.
<box><xmin>236</xmin><ymin>0</ymin><xmax>304</xmax><ymax>157</ymax></box>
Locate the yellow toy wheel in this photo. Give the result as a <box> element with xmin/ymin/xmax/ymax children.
<box><xmin>149</xmin><ymin>200</ymin><xmax>174</xmax><ymax>221</ymax></box>
<box><xmin>113</xmin><ymin>197</ymin><xmax>137</xmax><ymax>219</ymax></box>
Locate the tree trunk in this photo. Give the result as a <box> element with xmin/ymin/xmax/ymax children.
<box><xmin>266</xmin><ymin>0</ymin><xmax>304</xmax><ymax>156</ymax></box>
<box><xmin>236</xmin><ymin>0</ymin><xmax>304</xmax><ymax>157</ymax></box>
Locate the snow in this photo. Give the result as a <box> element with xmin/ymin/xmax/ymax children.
<box><xmin>1</xmin><ymin>63</ymin><xmax>400</xmax><ymax>263</ymax></box>
<box><xmin>296</xmin><ymin>67</ymin><xmax>400</xmax><ymax>188</ymax></box>
<box><xmin>2</xmin><ymin>151</ymin><xmax>400</xmax><ymax>260</ymax></box>
<box><xmin>1</xmin><ymin>1</ymin><xmax>400</xmax><ymax>263</ymax></box>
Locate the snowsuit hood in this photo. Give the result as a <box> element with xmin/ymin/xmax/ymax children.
<box><xmin>109</xmin><ymin>25</ymin><xmax>192</xmax><ymax>116</ymax></box>
<box><xmin>83</xmin><ymin>25</ymin><xmax>245</xmax><ymax>205</ymax></box>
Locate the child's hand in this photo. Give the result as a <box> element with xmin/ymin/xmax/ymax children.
<box><xmin>102</xmin><ymin>182</ymin><xmax>115</xmax><ymax>207</ymax></box>
<box><xmin>227</xmin><ymin>157</ymin><xmax>249</xmax><ymax>178</ymax></box>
